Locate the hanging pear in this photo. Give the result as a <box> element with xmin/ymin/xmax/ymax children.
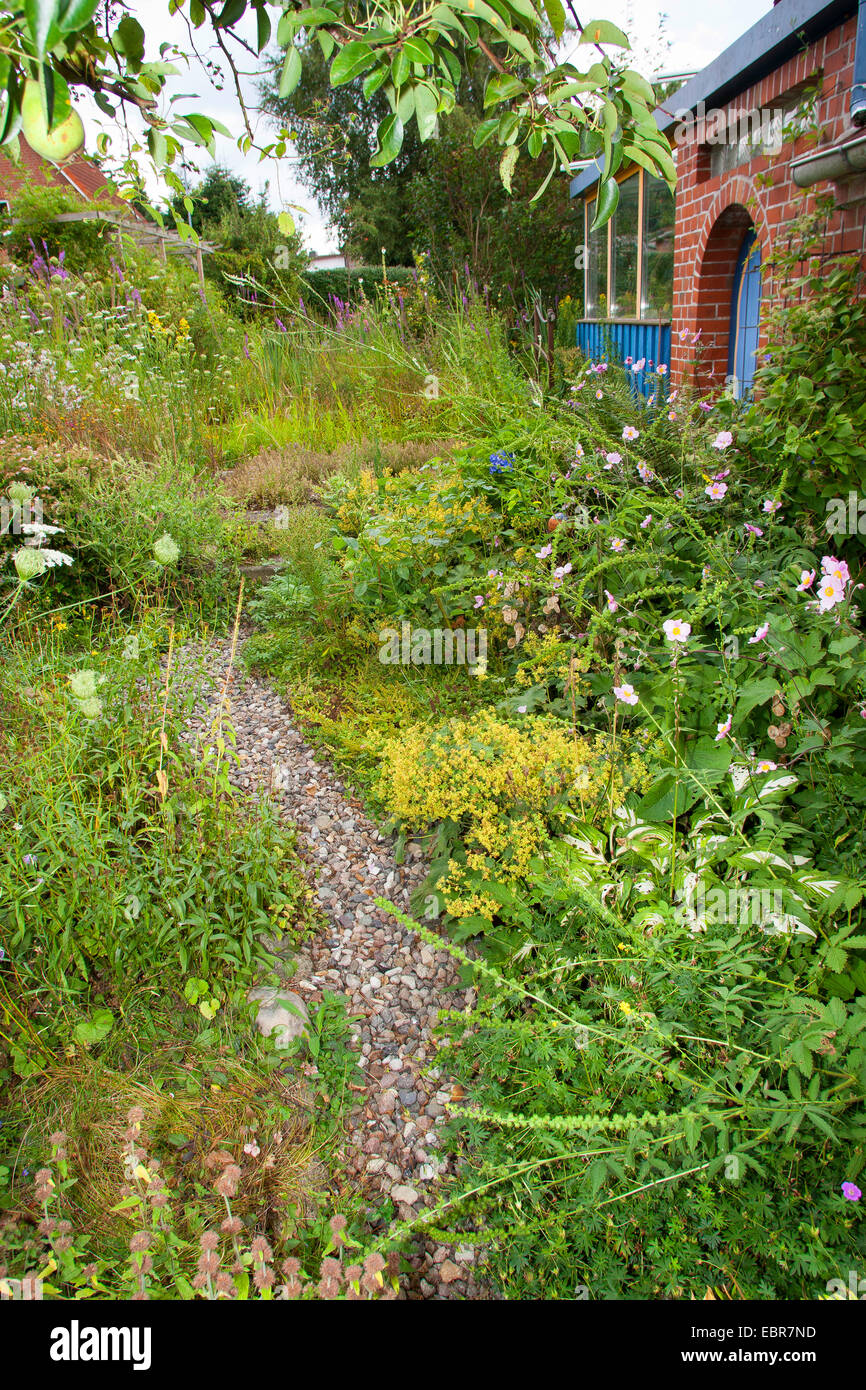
<box><xmin>20</xmin><ymin>81</ymin><xmax>85</xmax><ymax>162</ymax></box>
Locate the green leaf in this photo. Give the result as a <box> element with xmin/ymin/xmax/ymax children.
<box><xmin>369</xmin><ymin>112</ymin><xmax>404</xmax><ymax>166</ymax></box>
<box><xmin>290</xmin><ymin>6</ymin><xmax>338</xmax><ymax>26</ymax></box>
<box><xmin>113</xmin><ymin>14</ymin><xmax>146</xmax><ymax>64</ymax></box>
<box><xmin>279</xmin><ymin>45</ymin><xmax>302</xmax><ymax>98</ymax></box>
<box><xmin>542</xmin><ymin>0</ymin><xmax>566</xmax><ymax>38</ymax></box>
<box><xmin>472</xmin><ymin>116</ymin><xmax>499</xmax><ymax>148</ymax></box>
<box><xmin>25</xmin><ymin>0</ymin><xmax>61</xmax><ymax>59</ymax></box>
<box><xmin>403</xmin><ymin>36</ymin><xmax>435</xmax><ymax>64</ymax></box>
<box><xmin>277</xmin><ymin>210</ymin><xmax>294</xmax><ymax>236</ymax></box>
<box><xmin>580</xmin><ymin>18</ymin><xmax>630</xmax><ymax>48</ymax></box>
<box><xmin>74</xmin><ymin>1008</ymin><xmax>114</xmax><ymax>1047</ymax></box>
<box><xmin>620</xmin><ymin>68</ymin><xmax>656</xmax><ymax>106</ymax></box>
<box><xmin>391</xmin><ymin>49</ymin><xmax>411</xmax><ymax>86</ymax></box>
<box><xmin>414</xmin><ymin>82</ymin><xmax>439</xmax><ymax>142</ymax></box>
<box><xmin>215</xmin><ymin>0</ymin><xmax>246</xmax><ymax>25</ymax></box>
<box><xmin>620</xmin><ymin>141</ymin><xmax>673</xmax><ymax>183</ymax></box>
<box><xmin>57</xmin><ymin>0</ymin><xmax>101</xmax><ymax>32</ymax></box>
<box><xmin>147</xmin><ymin>127</ymin><xmax>168</xmax><ymax>165</ymax></box>
<box><xmin>484</xmin><ymin>72</ymin><xmax>526</xmax><ymax>107</ymax></box>
<box><xmin>590</xmin><ymin>174</ymin><xmax>618</xmax><ymax>230</ymax></box>
<box><xmin>330</xmin><ymin>41</ymin><xmax>378</xmax><ymax>87</ymax></box>
<box><xmin>255</xmin><ymin>4</ymin><xmax>271</xmax><ymax>51</ymax></box>
<box><xmin>363</xmin><ymin>64</ymin><xmax>390</xmax><ymax>99</ymax></box>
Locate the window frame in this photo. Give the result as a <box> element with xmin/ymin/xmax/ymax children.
<box><xmin>584</xmin><ymin>167</ymin><xmax>673</xmax><ymax>324</ymax></box>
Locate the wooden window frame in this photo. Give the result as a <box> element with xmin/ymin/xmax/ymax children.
<box><xmin>585</xmin><ymin>168</ymin><xmax>669</xmax><ymax>324</ymax></box>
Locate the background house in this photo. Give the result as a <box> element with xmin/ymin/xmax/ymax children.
<box><xmin>570</xmin><ymin>0</ymin><xmax>866</xmax><ymax>395</ymax></box>
<box><xmin>0</xmin><ymin>133</ymin><xmax>135</xmax><ymax>214</ymax></box>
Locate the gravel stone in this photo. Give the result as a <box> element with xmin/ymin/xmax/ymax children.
<box><xmin>167</xmin><ymin>631</ymin><xmax>486</xmax><ymax>1299</ymax></box>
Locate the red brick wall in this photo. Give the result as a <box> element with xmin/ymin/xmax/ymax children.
<box><xmin>670</xmin><ymin>12</ymin><xmax>866</xmax><ymax>389</ymax></box>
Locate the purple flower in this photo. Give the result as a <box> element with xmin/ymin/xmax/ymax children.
<box><xmin>842</xmin><ymin>1182</ymin><xmax>862</xmax><ymax>1201</ymax></box>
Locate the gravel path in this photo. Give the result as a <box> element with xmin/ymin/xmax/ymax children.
<box><xmin>170</xmin><ymin>633</ymin><xmax>486</xmax><ymax>1300</ymax></box>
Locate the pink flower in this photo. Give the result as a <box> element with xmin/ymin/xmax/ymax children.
<box><xmin>796</xmin><ymin>569</ymin><xmax>815</xmax><ymax>592</ymax></box>
<box><xmin>842</xmin><ymin>1181</ymin><xmax>862</xmax><ymax>1201</ymax></box>
<box><xmin>663</xmin><ymin>618</ymin><xmax>691</xmax><ymax>642</ymax></box>
<box><xmin>715</xmin><ymin>715</ymin><xmax>732</xmax><ymax>742</ymax></box>
<box><xmin>604</xmin><ymin>589</ymin><xmax>618</xmax><ymax>612</ymax></box>
<box><xmin>610</xmin><ymin>537</ymin><xmax>626</xmax><ymax>553</ymax></box>
<box><xmin>622</xmin><ymin>425</ymin><xmax>640</xmax><ymax>442</ymax></box>
<box><xmin>816</xmin><ymin>575</ymin><xmax>845</xmax><ymax>612</ymax></box>
<box><xmin>637</xmin><ymin>462</ymin><xmax>654</xmax><ymax>482</ymax></box>
<box><xmin>711</xmin><ymin>430</ymin><xmax>733</xmax><ymax>450</ymax></box>
<box><xmin>755</xmin><ymin>759</ymin><xmax>777</xmax><ymax>774</ymax></box>
<box><xmin>674</xmin><ymin>488</ymin><xmax>684</xmax><ymax>499</ymax></box>
<box><xmin>605</xmin><ymin>451</ymin><xmax>622</xmax><ymax>466</ymax></box>
<box><xmin>640</xmin><ymin>514</ymin><xmax>652</xmax><ymax>528</ymax></box>
<box><xmin>821</xmin><ymin>555</ymin><xmax>850</xmax><ymax>587</ymax></box>
<box><xmin>667</xmin><ymin>410</ymin><xmax>677</xmax><ymax>421</ymax></box>
<box><xmin>744</xmin><ymin>523</ymin><xmax>763</xmax><ymax>537</ymax></box>
<box><xmin>516</xmin><ymin>705</ymin><xmax>527</xmax><ymax>714</ymax></box>
<box><xmin>657</xmin><ymin>364</ymin><xmax>668</xmax><ymax>375</ymax></box>
<box><xmin>535</xmin><ymin>544</ymin><xmax>552</xmax><ymax>559</ymax></box>
<box><xmin>706</xmin><ymin>482</ymin><xmax>728</xmax><ymax>501</ymax></box>
<box><xmin>613</xmin><ymin>682</ymin><xmax>639</xmax><ymax>706</ymax></box>
<box><xmin>632</xmin><ymin>358</ymin><xmax>646</xmax><ymax>372</ymax></box>
<box><xmin>595</xmin><ymin>389</ymin><xmax>603</xmax><ymax>399</ymax></box>
<box><xmin>473</xmin><ymin>595</ymin><xmax>485</xmax><ymax>608</ymax></box>
<box><xmin>763</xmin><ymin>498</ymin><xmax>782</xmax><ymax>514</ymax></box>
<box><xmin>748</xmin><ymin>622</ymin><xmax>770</xmax><ymax>644</ymax></box>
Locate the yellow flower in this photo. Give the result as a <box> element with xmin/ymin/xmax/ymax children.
<box><xmin>619</xmin><ymin>1001</ymin><xmax>633</xmax><ymax>1016</ymax></box>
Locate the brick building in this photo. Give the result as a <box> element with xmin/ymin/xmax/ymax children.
<box><xmin>570</xmin><ymin>0</ymin><xmax>866</xmax><ymax>395</ymax></box>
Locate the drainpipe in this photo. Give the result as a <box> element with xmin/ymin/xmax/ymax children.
<box><xmin>853</xmin><ymin>0</ymin><xmax>866</xmax><ymax>125</ymax></box>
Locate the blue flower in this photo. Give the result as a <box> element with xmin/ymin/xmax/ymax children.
<box><xmin>488</xmin><ymin>451</ymin><xmax>515</xmax><ymax>475</ymax></box>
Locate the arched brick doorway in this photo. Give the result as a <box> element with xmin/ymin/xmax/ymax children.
<box><xmin>693</xmin><ymin>204</ymin><xmax>757</xmax><ymax>392</ymax></box>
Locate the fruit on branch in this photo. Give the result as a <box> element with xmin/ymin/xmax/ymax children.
<box><xmin>20</xmin><ymin>81</ymin><xmax>85</xmax><ymax>162</ymax></box>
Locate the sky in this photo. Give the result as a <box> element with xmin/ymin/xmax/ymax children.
<box><xmin>81</xmin><ymin>1</ymin><xmax>775</xmax><ymax>253</ymax></box>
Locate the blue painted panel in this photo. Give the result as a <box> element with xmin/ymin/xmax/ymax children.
<box><xmin>728</xmin><ymin>232</ymin><xmax>762</xmax><ymax>398</ymax></box>
<box><xmin>575</xmin><ymin>321</ymin><xmax>671</xmax><ymax>398</ymax></box>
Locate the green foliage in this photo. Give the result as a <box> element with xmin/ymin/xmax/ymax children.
<box><xmin>0</xmin><ymin>620</ymin><xmax>313</xmax><ymax>1030</ymax></box>
<box><xmin>389</xmin><ymin>903</ymin><xmax>866</xmax><ymax>1299</ymax></box>
<box><xmin>301</xmin><ymin>264</ymin><xmax>415</xmax><ymax>308</ymax></box>
<box><xmin>724</xmin><ymin>198</ymin><xmax>866</xmax><ymax>538</ymax></box>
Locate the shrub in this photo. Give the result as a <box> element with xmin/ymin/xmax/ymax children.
<box><xmin>377</xmin><ymin>709</ymin><xmax>656</xmax><ymax>938</ymax></box>
<box><xmin>300</xmin><ymin>264</ymin><xmax>415</xmax><ymax>310</ymax></box>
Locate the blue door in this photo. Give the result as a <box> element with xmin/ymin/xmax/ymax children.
<box><xmin>728</xmin><ymin>231</ymin><xmax>761</xmax><ymax>398</ymax></box>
